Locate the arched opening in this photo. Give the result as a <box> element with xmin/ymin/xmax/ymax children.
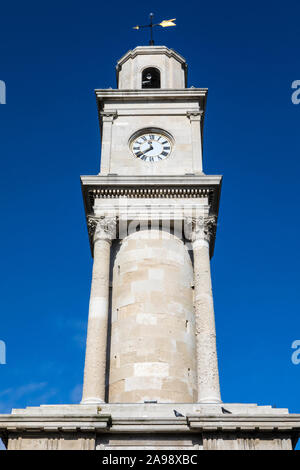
<box><xmin>142</xmin><ymin>67</ymin><xmax>161</xmax><ymax>89</ymax></box>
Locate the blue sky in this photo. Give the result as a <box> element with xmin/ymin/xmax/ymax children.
<box><xmin>0</xmin><ymin>0</ymin><xmax>300</xmax><ymax>440</ymax></box>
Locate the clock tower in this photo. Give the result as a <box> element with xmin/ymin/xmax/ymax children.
<box><xmin>81</xmin><ymin>45</ymin><xmax>222</xmax><ymax>406</ymax></box>
<box><xmin>1</xmin><ymin>45</ymin><xmax>299</xmax><ymax>451</ymax></box>
<box><xmin>97</xmin><ymin>46</ymin><xmax>203</xmax><ymax>176</ymax></box>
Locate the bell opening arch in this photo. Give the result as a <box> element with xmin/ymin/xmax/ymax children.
<box><xmin>142</xmin><ymin>67</ymin><xmax>161</xmax><ymax>88</ymax></box>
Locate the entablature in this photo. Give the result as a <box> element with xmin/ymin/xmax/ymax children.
<box><xmin>80</xmin><ymin>174</ymin><xmax>222</xmax><ymax>257</ymax></box>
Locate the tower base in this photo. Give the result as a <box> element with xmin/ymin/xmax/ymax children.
<box><xmin>0</xmin><ymin>403</ymin><xmax>299</xmax><ymax>450</ymax></box>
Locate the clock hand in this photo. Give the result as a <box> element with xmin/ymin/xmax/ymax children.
<box><xmin>143</xmin><ymin>145</ymin><xmax>154</xmax><ymax>154</ymax></box>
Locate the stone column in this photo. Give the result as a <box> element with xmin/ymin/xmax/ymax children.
<box><xmin>81</xmin><ymin>216</ymin><xmax>116</xmax><ymax>404</ymax></box>
<box><xmin>188</xmin><ymin>216</ymin><xmax>221</xmax><ymax>403</ymax></box>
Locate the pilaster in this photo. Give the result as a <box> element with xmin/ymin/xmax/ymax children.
<box><xmin>99</xmin><ymin>111</ymin><xmax>118</xmax><ymax>174</ymax></box>
<box><xmin>187</xmin><ymin>111</ymin><xmax>204</xmax><ymax>174</ymax></box>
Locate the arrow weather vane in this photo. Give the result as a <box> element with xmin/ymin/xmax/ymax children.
<box><xmin>133</xmin><ymin>13</ymin><xmax>176</xmax><ymax>45</ymax></box>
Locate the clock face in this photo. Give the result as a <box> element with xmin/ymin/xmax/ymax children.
<box><xmin>131</xmin><ymin>132</ymin><xmax>172</xmax><ymax>162</ymax></box>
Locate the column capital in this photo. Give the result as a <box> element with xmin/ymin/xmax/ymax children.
<box><xmin>185</xmin><ymin>215</ymin><xmax>217</xmax><ymax>244</ymax></box>
<box><xmin>186</xmin><ymin>110</ymin><xmax>204</xmax><ymax>122</ymax></box>
<box><xmin>87</xmin><ymin>216</ymin><xmax>117</xmax><ymax>242</ymax></box>
<box><xmin>100</xmin><ymin>110</ymin><xmax>118</xmax><ymax>122</ymax></box>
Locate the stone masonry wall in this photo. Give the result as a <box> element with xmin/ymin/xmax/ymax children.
<box><xmin>108</xmin><ymin>229</ymin><xmax>196</xmax><ymax>403</ymax></box>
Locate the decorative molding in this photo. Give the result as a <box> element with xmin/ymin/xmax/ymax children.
<box><xmin>89</xmin><ymin>187</ymin><xmax>212</xmax><ymax>200</ymax></box>
<box><xmin>87</xmin><ymin>216</ymin><xmax>117</xmax><ymax>241</ymax></box>
<box><xmin>128</xmin><ymin>127</ymin><xmax>174</xmax><ymax>149</ymax></box>
<box><xmin>186</xmin><ymin>110</ymin><xmax>204</xmax><ymax>122</ymax></box>
<box><xmin>116</xmin><ymin>46</ymin><xmax>187</xmax><ymax>67</ymax></box>
<box><xmin>185</xmin><ymin>216</ymin><xmax>217</xmax><ymax>243</ymax></box>
<box><xmin>81</xmin><ymin>178</ymin><xmax>222</xmax><ymax>257</ymax></box>
<box><xmin>95</xmin><ymin>90</ymin><xmax>207</xmax><ymax>101</ymax></box>
<box><xmin>100</xmin><ymin>110</ymin><xmax>118</xmax><ymax>122</ymax></box>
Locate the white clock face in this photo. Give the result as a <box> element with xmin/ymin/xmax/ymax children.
<box><xmin>131</xmin><ymin>132</ymin><xmax>172</xmax><ymax>162</ymax></box>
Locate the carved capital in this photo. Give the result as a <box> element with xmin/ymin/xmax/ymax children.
<box><xmin>186</xmin><ymin>110</ymin><xmax>204</xmax><ymax>122</ymax></box>
<box><xmin>100</xmin><ymin>110</ymin><xmax>118</xmax><ymax>122</ymax></box>
<box><xmin>87</xmin><ymin>216</ymin><xmax>117</xmax><ymax>242</ymax></box>
<box><xmin>185</xmin><ymin>215</ymin><xmax>217</xmax><ymax>243</ymax></box>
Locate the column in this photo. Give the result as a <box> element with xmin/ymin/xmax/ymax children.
<box><xmin>81</xmin><ymin>216</ymin><xmax>116</xmax><ymax>404</ymax></box>
<box><xmin>188</xmin><ymin>216</ymin><xmax>221</xmax><ymax>403</ymax></box>
<box><xmin>187</xmin><ymin>111</ymin><xmax>203</xmax><ymax>173</ymax></box>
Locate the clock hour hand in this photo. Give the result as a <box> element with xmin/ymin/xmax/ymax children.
<box><xmin>143</xmin><ymin>144</ymin><xmax>153</xmax><ymax>154</ymax></box>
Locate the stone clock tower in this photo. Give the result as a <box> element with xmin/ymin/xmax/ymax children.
<box><xmin>80</xmin><ymin>46</ymin><xmax>222</xmax><ymax>407</ymax></box>
<box><xmin>0</xmin><ymin>46</ymin><xmax>299</xmax><ymax>450</ymax></box>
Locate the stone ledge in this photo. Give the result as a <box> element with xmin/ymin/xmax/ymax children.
<box><xmin>1</xmin><ymin>408</ymin><xmax>299</xmax><ymax>449</ymax></box>
<box><xmin>95</xmin><ymin>89</ymin><xmax>207</xmax><ymax>101</ymax></box>
<box><xmin>80</xmin><ymin>174</ymin><xmax>223</xmax><ymax>185</ymax></box>
<box><xmin>9</xmin><ymin>402</ymin><xmax>291</xmax><ymax>417</ymax></box>
<box><xmin>1</xmin><ymin>412</ymin><xmax>300</xmax><ymax>434</ymax></box>
<box><xmin>117</xmin><ymin>46</ymin><xmax>187</xmax><ymax>68</ymax></box>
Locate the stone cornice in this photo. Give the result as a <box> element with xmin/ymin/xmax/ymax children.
<box><xmin>116</xmin><ymin>46</ymin><xmax>187</xmax><ymax>69</ymax></box>
<box><xmin>80</xmin><ymin>175</ymin><xmax>222</xmax><ymax>258</ymax></box>
<box><xmin>95</xmin><ymin>88</ymin><xmax>208</xmax><ymax>102</ymax></box>
<box><xmin>0</xmin><ymin>414</ymin><xmax>112</xmax><ymax>433</ymax></box>
<box><xmin>95</xmin><ymin>89</ymin><xmax>207</xmax><ymax>135</ymax></box>
<box><xmin>81</xmin><ymin>175</ymin><xmax>222</xmax><ymax>216</ymax></box>
<box><xmin>90</xmin><ymin>187</ymin><xmax>211</xmax><ymax>199</ymax></box>
<box><xmin>187</xmin><ymin>414</ymin><xmax>300</xmax><ymax>432</ymax></box>
<box><xmin>0</xmin><ymin>413</ymin><xmax>300</xmax><ymax>434</ymax></box>
<box><xmin>81</xmin><ymin>174</ymin><xmax>222</xmax><ymax>185</ymax></box>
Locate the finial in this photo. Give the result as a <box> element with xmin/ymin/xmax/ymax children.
<box><xmin>132</xmin><ymin>14</ymin><xmax>176</xmax><ymax>46</ymax></box>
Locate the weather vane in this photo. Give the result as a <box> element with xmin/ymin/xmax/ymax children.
<box><xmin>133</xmin><ymin>13</ymin><xmax>176</xmax><ymax>46</ymax></box>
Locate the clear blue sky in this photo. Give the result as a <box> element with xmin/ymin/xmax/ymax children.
<box><xmin>0</xmin><ymin>0</ymin><xmax>299</xmax><ymax>430</ymax></box>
